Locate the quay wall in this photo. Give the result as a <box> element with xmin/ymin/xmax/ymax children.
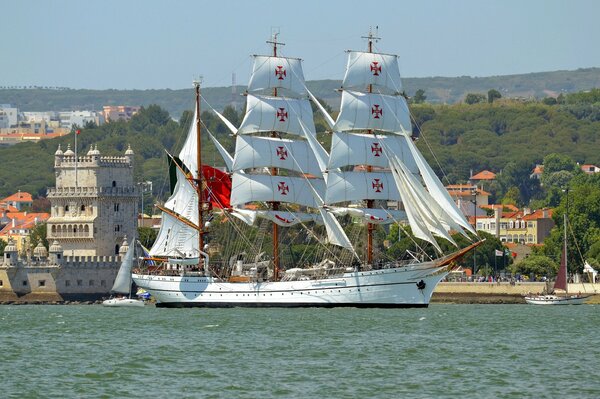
<box><xmin>432</xmin><ymin>282</ymin><xmax>600</xmax><ymax>304</ymax></box>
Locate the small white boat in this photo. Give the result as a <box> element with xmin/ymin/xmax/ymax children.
<box><xmin>102</xmin><ymin>238</ymin><xmax>145</xmax><ymax>308</ymax></box>
<box><xmin>524</xmin><ymin>294</ymin><xmax>589</xmax><ymax>305</ymax></box>
<box><xmin>102</xmin><ymin>297</ymin><xmax>145</xmax><ymax>307</ymax></box>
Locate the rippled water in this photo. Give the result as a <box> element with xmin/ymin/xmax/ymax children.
<box><xmin>1</xmin><ymin>304</ymin><xmax>599</xmax><ymax>398</ymax></box>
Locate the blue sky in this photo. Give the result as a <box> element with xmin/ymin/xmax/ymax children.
<box><xmin>1</xmin><ymin>0</ymin><xmax>599</xmax><ymax>90</ymax></box>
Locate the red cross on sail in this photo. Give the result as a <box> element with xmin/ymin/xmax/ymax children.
<box><xmin>371</xmin><ymin>142</ymin><xmax>382</xmax><ymax>157</ymax></box>
<box><xmin>277</xmin><ymin>181</ymin><xmax>289</xmax><ymax>195</ymax></box>
<box><xmin>276</xmin><ymin>146</ymin><xmax>288</xmax><ymax>160</ymax></box>
<box><xmin>371</xmin><ymin>104</ymin><xmax>383</xmax><ymax>119</ymax></box>
<box><xmin>275</xmin><ymin>65</ymin><xmax>287</xmax><ymax>80</ymax></box>
<box><xmin>372</xmin><ymin>178</ymin><xmax>383</xmax><ymax>193</ymax></box>
<box><xmin>277</xmin><ymin>107</ymin><xmax>288</xmax><ymax>122</ymax></box>
<box><xmin>370</xmin><ymin>61</ymin><xmax>382</xmax><ymax>76</ymax></box>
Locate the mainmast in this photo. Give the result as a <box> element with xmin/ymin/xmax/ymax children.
<box><xmin>363</xmin><ymin>27</ymin><xmax>380</xmax><ymax>267</ymax></box>
<box><xmin>194</xmin><ymin>79</ymin><xmax>205</xmax><ymax>265</ymax></box>
<box><xmin>267</xmin><ymin>31</ymin><xmax>285</xmax><ymax>281</ymax></box>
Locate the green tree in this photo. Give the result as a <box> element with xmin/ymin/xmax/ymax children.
<box><xmin>0</xmin><ymin>239</ymin><xmax>6</xmax><ymax>256</ymax></box>
<box><xmin>412</xmin><ymin>89</ymin><xmax>427</xmax><ymax>104</ymax></box>
<box><xmin>464</xmin><ymin>93</ymin><xmax>486</xmax><ymax>105</ymax></box>
<box><xmin>487</xmin><ymin>89</ymin><xmax>501</xmax><ymax>103</ymax></box>
<box><xmin>138</xmin><ymin>227</ymin><xmax>158</xmax><ymax>249</ymax></box>
<box><xmin>29</xmin><ymin>223</ymin><xmax>48</xmax><ymax>250</ymax></box>
<box><xmin>508</xmin><ymin>255</ymin><xmax>558</xmax><ymax>277</ymax></box>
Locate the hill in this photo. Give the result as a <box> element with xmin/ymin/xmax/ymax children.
<box><xmin>2</xmin><ymin>68</ymin><xmax>599</xmax><ymax>117</ymax></box>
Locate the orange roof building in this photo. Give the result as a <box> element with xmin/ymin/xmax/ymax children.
<box><xmin>470</xmin><ymin>170</ymin><xmax>496</xmax><ymax>181</ymax></box>
<box><xmin>1</xmin><ymin>191</ymin><xmax>33</xmax><ymax>211</ymax></box>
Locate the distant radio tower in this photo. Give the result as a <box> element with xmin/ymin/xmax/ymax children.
<box><xmin>231</xmin><ymin>72</ymin><xmax>237</xmax><ymax>111</ymax></box>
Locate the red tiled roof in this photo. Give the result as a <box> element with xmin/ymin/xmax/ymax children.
<box><xmin>2</xmin><ymin>191</ymin><xmax>33</xmax><ymax>203</ymax></box>
<box><xmin>523</xmin><ymin>208</ymin><xmax>553</xmax><ymax>220</ymax></box>
<box><xmin>470</xmin><ymin>170</ymin><xmax>496</xmax><ymax>180</ymax></box>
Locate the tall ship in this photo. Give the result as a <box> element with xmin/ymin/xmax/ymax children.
<box><xmin>132</xmin><ymin>30</ymin><xmax>480</xmax><ymax>307</ymax></box>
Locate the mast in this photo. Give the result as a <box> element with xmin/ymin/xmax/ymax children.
<box><xmin>563</xmin><ymin>211</ymin><xmax>568</xmax><ymax>294</ymax></box>
<box><xmin>194</xmin><ymin>79</ymin><xmax>205</xmax><ymax>265</ymax></box>
<box><xmin>267</xmin><ymin>31</ymin><xmax>285</xmax><ymax>281</ymax></box>
<box><xmin>362</xmin><ymin>27</ymin><xmax>380</xmax><ymax>267</ymax></box>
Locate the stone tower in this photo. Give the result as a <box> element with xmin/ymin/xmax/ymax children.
<box><xmin>46</xmin><ymin>144</ymin><xmax>138</xmax><ymax>257</ymax></box>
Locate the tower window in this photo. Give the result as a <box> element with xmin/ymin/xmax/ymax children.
<box><xmin>112</xmin><ymin>181</ymin><xmax>117</xmax><ymax>187</ymax></box>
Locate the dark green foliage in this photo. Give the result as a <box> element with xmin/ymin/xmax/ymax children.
<box><xmin>29</xmin><ymin>223</ymin><xmax>48</xmax><ymax>251</ymax></box>
<box><xmin>0</xmin><ymin>239</ymin><xmax>6</xmax><ymax>256</ymax></box>
<box><xmin>487</xmin><ymin>89</ymin><xmax>502</xmax><ymax>103</ymax></box>
<box><xmin>465</xmin><ymin>93</ymin><xmax>486</xmax><ymax>105</ymax></box>
<box><xmin>411</xmin><ymin>89</ymin><xmax>427</xmax><ymax>104</ymax></box>
<box><xmin>137</xmin><ymin>227</ymin><xmax>158</xmax><ymax>249</ymax></box>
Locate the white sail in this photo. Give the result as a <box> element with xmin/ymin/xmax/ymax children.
<box><xmin>319</xmin><ymin>208</ymin><xmax>355</xmax><ymax>252</ymax></box>
<box><xmin>342</xmin><ymin>51</ymin><xmax>403</xmax><ymax>94</ymax></box>
<box><xmin>388</xmin><ymin>156</ymin><xmax>442</xmax><ymax>253</ymax></box>
<box><xmin>164</xmin><ymin>167</ymin><xmax>199</xmax><ymax>225</ymax></box>
<box><xmin>307</xmin><ymin>88</ymin><xmax>335</xmax><ymax>130</ymax></box>
<box><xmin>325</xmin><ymin>171</ymin><xmax>400</xmax><ymax>204</ymax></box>
<box><xmin>329</xmin><ymin>207</ymin><xmax>406</xmax><ymax>225</ymax></box>
<box><xmin>207</xmin><ymin>131</ymin><xmax>234</xmax><ymax>173</ymax></box>
<box><xmin>300</xmin><ymin>119</ymin><xmax>330</xmax><ymax>176</ymax></box>
<box><xmin>111</xmin><ymin>242</ymin><xmax>134</xmax><ymax>294</ymax></box>
<box><xmin>213</xmin><ymin>109</ymin><xmax>238</xmax><ymax>135</ymax></box>
<box><xmin>231</xmin><ymin>208</ymin><xmax>322</xmax><ymax>227</ymax></box>
<box><xmin>401</xmin><ymin>134</ymin><xmax>476</xmax><ymax>236</ymax></box>
<box><xmin>389</xmin><ymin>155</ymin><xmax>457</xmax><ymax>248</ymax></box>
<box><xmin>238</xmin><ymin>94</ymin><xmax>316</xmax><ymax>137</ymax></box>
<box><xmin>231</xmin><ymin>173</ymin><xmax>324</xmax><ymax>208</ymax></box>
<box><xmin>247</xmin><ymin>55</ymin><xmax>308</xmax><ymax>96</ymax></box>
<box><xmin>333</xmin><ymin>91</ymin><xmax>411</xmax><ymax>134</ymax></box>
<box><xmin>232</xmin><ymin>135</ymin><xmax>322</xmax><ymax>176</ymax></box>
<box><xmin>328</xmin><ymin>132</ymin><xmax>417</xmax><ymax>172</ymax></box>
<box><xmin>149</xmin><ymin>212</ymin><xmax>199</xmax><ymax>258</ymax></box>
<box><xmin>178</xmin><ymin>108</ymin><xmax>199</xmax><ymax>178</ymax></box>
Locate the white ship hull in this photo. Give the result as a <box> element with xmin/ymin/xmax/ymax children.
<box><xmin>524</xmin><ymin>294</ymin><xmax>589</xmax><ymax>305</ymax></box>
<box><xmin>132</xmin><ymin>263</ymin><xmax>448</xmax><ymax>308</ymax></box>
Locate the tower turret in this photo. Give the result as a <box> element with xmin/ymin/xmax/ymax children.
<box><xmin>3</xmin><ymin>237</ymin><xmax>18</xmax><ymax>266</ymax></box>
<box><xmin>49</xmin><ymin>240</ymin><xmax>64</xmax><ymax>265</ymax></box>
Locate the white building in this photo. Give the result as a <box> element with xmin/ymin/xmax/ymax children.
<box><xmin>0</xmin><ymin>105</ymin><xmax>18</xmax><ymax>127</ymax></box>
<box><xmin>58</xmin><ymin>111</ymin><xmax>104</xmax><ymax>129</ymax></box>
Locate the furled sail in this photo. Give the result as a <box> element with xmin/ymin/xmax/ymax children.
<box><xmin>238</xmin><ymin>94</ymin><xmax>316</xmax><ymax>136</ymax></box>
<box><xmin>231</xmin><ymin>208</ymin><xmax>322</xmax><ymax>227</ymax></box>
<box><xmin>247</xmin><ymin>55</ymin><xmax>308</xmax><ymax>96</ymax></box>
<box><xmin>329</xmin><ymin>207</ymin><xmax>406</xmax><ymax>225</ymax></box>
<box><xmin>333</xmin><ymin>91</ymin><xmax>411</xmax><ymax>134</ymax></box>
<box><xmin>230</xmin><ymin>173</ymin><xmax>325</xmax><ymax>209</ymax></box>
<box><xmin>232</xmin><ymin>135</ymin><xmax>322</xmax><ymax>177</ymax></box>
<box><xmin>342</xmin><ymin>51</ymin><xmax>403</xmax><ymax>94</ymax></box>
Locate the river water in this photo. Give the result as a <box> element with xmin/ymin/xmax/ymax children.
<box><xmin>1</xmin><ymin>304</ymin><xmax>598</xmax><ymax>398</ymax></box>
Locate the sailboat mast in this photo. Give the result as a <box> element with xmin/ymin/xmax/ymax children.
<box><xmin>563</xmin><ymin>212</ymin><xmax>568</xmax><ymax>294</ymax></box>
<box><xmin>363</xmin><ymin>27</ymin><xmax>380</xmax><ymax>266</ymax></box>
<box><xmin>194</xmin><ymin>80</ymin><xmax>205</xmax><ymax>261</ymax></box>
<box><xmin>267</xmin><ymin>32</ymin><xmax>284</xmax><ymax>281</ymax></box>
